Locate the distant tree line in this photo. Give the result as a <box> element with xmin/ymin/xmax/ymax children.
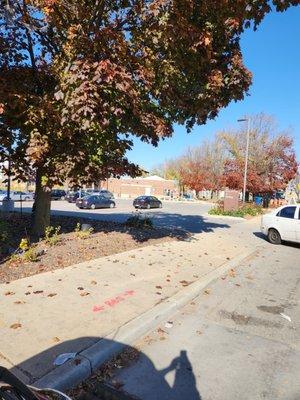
<box><xmin>151</xmin><ymin>114</ymin><xmax>298</xmax><ymax>197</ymax></box>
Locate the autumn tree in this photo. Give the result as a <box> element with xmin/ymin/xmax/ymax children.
<box><xmin>179</xmin><ymin>137</ymin><xmax>226</xmax><ymax>196</ymax></box>
<box><xmin>221</xmin><ymin>114</ymin><xmax>298</xmax><ymax>194</ymax></box>
<box><xmin>1</xmin><ymin>1</ymin><xmax>299</xmax><ymax>235</ymax></box>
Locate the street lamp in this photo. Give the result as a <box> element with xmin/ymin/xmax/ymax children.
<box><xmin>237</xmin><ymin>117</ymin><xmax>251</xmax><ymax>203</ymax></box>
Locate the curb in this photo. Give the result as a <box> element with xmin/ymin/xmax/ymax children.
<box><xmin>34</xmin><ymin>247</ymin><xmax>260</xmax><ymax>391</ymax></box>
<box><xmin>203</xmin><ymin>212</ymin><xmax>245</xmax><ymax>221</ymax></box>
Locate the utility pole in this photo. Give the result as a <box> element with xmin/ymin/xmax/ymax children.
<box><xmin>237</xmin><ymin>117</ymin><xmax>251</xmax><ymax>203</ymax></box>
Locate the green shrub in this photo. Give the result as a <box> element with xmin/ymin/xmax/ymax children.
<box><xmin>45</xmin><ymin>225</ymin><xmax>61</xmax><ymax>246</ymax></box>
<box><xmin>74</xmin><ymin>222</ymin><xmax>94</xmax><ymax>239</ymax></box>
<box><xmin>23</xmin><ymin>247</ymin><xmax>39</xmax><ymax>262</ymax></box>
<box><xmin>209</xmin><ymin>204</ymin><xmax>263</xmax><ymax>218</ymax></box>
<box><xmin>126</xmin><ymin>213</ymin><xmax>153</xmax><ymax>229</ymax></box>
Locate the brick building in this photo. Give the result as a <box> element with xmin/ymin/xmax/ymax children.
<box><xmin>101</xmin><ymin>175</ymin><xmax>178</xmax><ymax>198</ymax></box>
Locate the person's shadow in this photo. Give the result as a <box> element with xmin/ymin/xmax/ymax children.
<box><xmin>7</xmin><ymin>337</ymin><xmax>201</xmax><ymax>400</ymax></box>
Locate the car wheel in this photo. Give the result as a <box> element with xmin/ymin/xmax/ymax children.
<box><xmin>61</xmin><ymin>196</ymin><xmax>65</xmax><ymax>200</ymax></box>
<box><xmin>110</xmin><ymin>202</ymin><xmax>115</xmax><ymax>208</ymax></box>
<box><xmin>267</xmin><ymin>228</ymin><xmax>281</xmax><ymax>245</ymax></box>
<box><xmin>147</xmin><ymin>204</ymin><xmax>151</xmax><ymax>209</ymax></box>
<box><xmin>90</xmin><ymin>204</ymin><xmax>96</xmax><ymax>210</ymax></box>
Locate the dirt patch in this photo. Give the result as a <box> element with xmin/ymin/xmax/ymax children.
<box><xmin>0</xmin><ymin>213</ymin><xmax>189</xmax><ymax>284</ymax></box>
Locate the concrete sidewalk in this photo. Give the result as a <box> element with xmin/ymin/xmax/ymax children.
<box><xmin>0</xmin><ymin>219</ymin><xmax>263</xmax><ymax>389</ymax></box>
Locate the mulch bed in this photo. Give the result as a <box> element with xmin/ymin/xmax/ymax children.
<box><xmin>0</xmin><ymin>212</ymin><xmax>189</xmax><ymax>284</ymax></box>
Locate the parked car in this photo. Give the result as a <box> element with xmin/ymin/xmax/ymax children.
<box><xmin>0</xmin><ymin>191</ymin><xmax>34</xmax><ymax>201</ymax></box>
<box><xmin>133</xmin><ymin>196</ymin><xmax>162</xmax><ymax>209</ymax></box>
<box><xmin>65</xmin><ymin>191</ymin><xmax>88</xmax><ymax>203</ymax></box>
<box><xmin>51</xmin><ymin>189</ymin><xmax>66</xmax><ymax>200</ymax></box>
<box><xmin>76</xmin><ymin>195</ymin><xmax>116</xmax><ymax>209</ymax></box>
<box><xmin>94</xmin><ymin>189</ymin><xmax>114</xmax><ymax>199</ymax></box>
<box><xmin>260</xmin><ymin>205</ymin><xmax>300</xmax><ymax>244</ymax></box>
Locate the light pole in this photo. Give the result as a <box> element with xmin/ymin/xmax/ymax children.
<box><xmin>237</xmin><ymin>117</ymin><xmax>251</xmax><ymax>203</ymax></box>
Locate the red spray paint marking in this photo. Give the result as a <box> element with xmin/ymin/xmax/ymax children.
<box><xmin>93</xmin><ymin>290</ymin><xmax>135</xmax><ymax>312</ymax></box>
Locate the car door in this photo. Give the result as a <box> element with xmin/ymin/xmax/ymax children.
<box><xmin>96</xmin><ymin>196</ymin><xmax>105</xmax><ymax>208</ymax></box>
<box><xmin>275</xmin><ymin>206</ymin><xmax>297</xmax><ymax>241</ymax></box>
<box><xmin>296</xmin><ymin>206</ymin><xmax>300</xmax><ymax>243</ymax></box>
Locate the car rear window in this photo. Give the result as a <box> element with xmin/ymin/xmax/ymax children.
<box><xmin>277</xmin><ymin>206</ymin><xmax>296</xmax><ymax>219</ymax></box>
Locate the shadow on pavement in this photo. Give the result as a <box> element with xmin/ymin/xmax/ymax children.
<box><xmin>16</xmin><ymin>206</ymin><xmax>230</xmax><ymax>235</ymax></box>
<box><xmin>253</xmin><ymin>232</ymin><xmax>300</xmax><ymax>249</ymax></box>
<box><xmin>10</xmin><ymin>337</ymin><xmax>201</xmax><ymax>400</ymax></box>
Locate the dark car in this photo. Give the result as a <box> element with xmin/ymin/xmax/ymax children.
<box><xmin>76</xmin><ymin>195</ymin><xmax>116</xmax><ymax>209</ymax></box>
<box><xmin>97</xmin><ymin>189</ymin><xmax>114</xmax><ymax>199</ymax></box>
<box><xmin>133</xmin><ymin>196</ymin><xmax>162</xmax><ymax>209</ymax></box>
<box><xmin>65</xmin><ymin>191</ymin><xmax>88</xmax><ymax>203</ymax></box>
<box><xmin>51</xmin><ymin>189</ymin><xmax>66</xmax><ymax>200</ymax></box>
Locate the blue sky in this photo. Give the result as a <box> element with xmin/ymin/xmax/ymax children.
<box><xmin>128</xmin><ymin>6</ymin><xmax>300</xmax><ymax>171</ymax></box>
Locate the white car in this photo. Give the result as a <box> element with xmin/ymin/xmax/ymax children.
<box><xmin>0</xmin><ymin>191</ymin><xmax>34</xmax><ymax>202</ymax></box>
<box><xmin>261</xmin><ymin>205</ymin><xmax>300</xmax><ymax>244</ymax></box>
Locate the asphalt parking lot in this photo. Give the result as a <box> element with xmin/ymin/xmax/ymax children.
<box><xmin>14</xmin><ymin>198</ymin><xmax>241</xmax><ymax>234</ymax></box>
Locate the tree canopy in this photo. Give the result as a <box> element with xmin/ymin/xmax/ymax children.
<box><xmin>0</xmin><ymin>1</ymin><xmax>299</xmax><ymax>233</ymax></box>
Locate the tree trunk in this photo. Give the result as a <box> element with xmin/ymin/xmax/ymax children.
<box><xmin>31</xmin><ymin>169</ymin><xmax>51</xmax><ymax>238</ymax></box>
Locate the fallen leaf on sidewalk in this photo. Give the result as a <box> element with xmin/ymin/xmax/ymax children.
<box><xmin>156</xmin><ymin>292</ymin><xmax>162</xmax><ymax>295</ymax></box>
<box><xmin>193</xmin><ymin>275</ymin><xmax>199</xmax><ymax>278</ymax></box>
<box><xmin>47</xmin><ymin>293</ymin><xmax>57</xmax><ymax>297</ymax></box>
<box><xmin>14</xmin><ymin>300</ymin><xmax>25</xmax><ymax>304</ymax></box>
<box><xmin>52</xmin><ymin>337</ymin><xmax>60</xmax><ymax>343</ymax></box>
<box><xmin>157</xmin><ymin>328</ymin><xmax>166</xmax><ymax>334</ymax></box>
<box><xmin>80</xmin><ymin>292</ymin><xmax>90</xmax><ymax>297</ymax></box>
<box><xmin>179</xmin><ymin>280</ymin><xmax>189</xmax><ymax>287</ymax></box>
<box><xmin>10</xmin><ymin>323</ymin><xmax>22</xmax><ymax>329</ymax></box>
<box><xmin>204</xmin><ymin>289</ymin><xmax>211</xmax><ymax>295</ymax></box>
<box><xmin>221</xmin><ymin>276</ymin><xmax>227</xmax><ymax>280</ymax></box>
<box><xmin>4</xmin><ymin>291</ymin><xmax>15</xmax><ymax>296</ymax></box>
<box><xmin>77</xmin><ymin>287</ymin><xmax>84</xmax><ymax>290</ymax></box>
<box><xmin>33</xmin><ymin>290</ymin><xmax>43</xmax><ymax>294</ymax></box>
<box><xmin>25</xmin><ymin>292</ymin><xmax>31</xmax><ymax>295</ymax></box>
<box><xmin>235</xmin><ymin>284</ymin><xmax>241</xmax><ymax>287</ymax></box>
<box><xmin>91</xmin><ymin>280</ymin><xmax>97</xmax><ymax>285</ymax></box>
<box><xmin>156</xmin><ymin>285</ymin><xmax>162</xmax><ymax>289</ymax></box>
<box><xmin>229</xmin><ymin>269</ymin><xmax>236</xmax><ymax>278</ymax></box>
<box><xmin>196</xmin><ymin>330</ymin><xmax>202</xmax><ymax>335</ymax></box>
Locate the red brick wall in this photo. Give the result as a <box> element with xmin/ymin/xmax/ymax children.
<box><xmin>100</xmin><ymin>178</ymin><xmax>178</xmax><ymax>198</ymax></box>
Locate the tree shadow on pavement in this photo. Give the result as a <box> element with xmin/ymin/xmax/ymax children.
<box><xmin>9</xmin><ymin>337</ymin><xmax>202</xmax><ymax>400</ymax></box>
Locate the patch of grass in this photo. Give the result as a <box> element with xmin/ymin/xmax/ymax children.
<box><xmin>126</xmin><ymin>212</ymin><xmax>153</xmax><ymax>229</ymax></box>
<box><xmin>45</xmin><ymin>226</ymin><xmax>61</xmax><ymax>246</ymax></box>
<box><xmin>209</xmin><ymin>204</ymin><xmax>263</xmax><ymax>218</ymax></box>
